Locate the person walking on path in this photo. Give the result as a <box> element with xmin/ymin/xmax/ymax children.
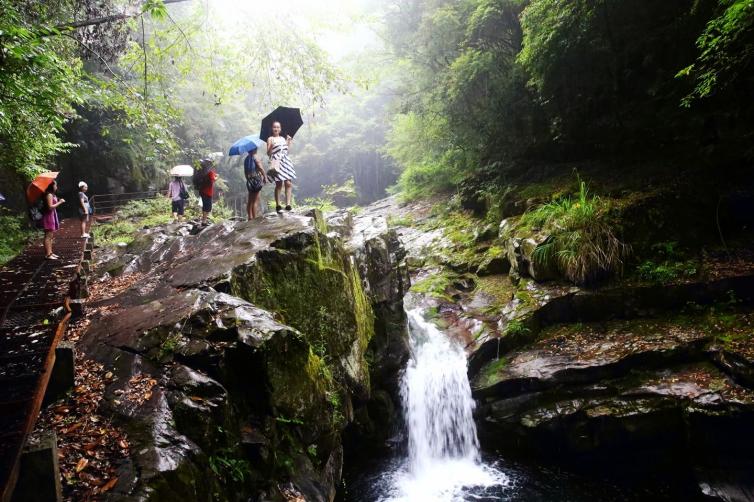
<box><xmin>194</xmin><ymin>158</ymin><xmax>218</xmax><ymax>226</ymax></box>
<box><xmin>43</xmin><ymin>180</ymin><xmax>65</xmax><ymax>260</ymax></box>
<box><xmin>77</xmin><ymin>182</ymin><xmax>92</xmax><ymax>238</ymax></box>
<box><xmin>244</xmin><ymin>147</ymin><xmax>267</xmax><ymax>220</ymax></box>
<box><xmin>266</xmin><ymin>121</ymin><xmax>296</xmax><ymax>213</ymax></box>
<box><xmin>167</xmin><ymin>176</ymin><xmax>187</xmax><ymax>222</ymax></box>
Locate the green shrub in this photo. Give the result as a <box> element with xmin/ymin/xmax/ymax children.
<box><xmin>96</xmin><ymin>220</ymin><xmax>138</xmax><ymax>246</ymax></box>
<box><xmin>635</xmin><ymin>241</ymin><xmax>698</xmax><ymax>284</ymax></box>
<box><xmin>0</xmin><ymin>209</ymin><xmax>33</xmax><ymax>265</ymax></box>
<box><xmin>523</xmin><ymin>181</ymin><xmax>629</xmax><ymax>285</ymax></box>
<box><xmin>302</xmin><ymin>196</ymin><xmax>336</xmax><ymax>213</ymax></box>
<box><xmin>637</xmin><ymin>260</ymin><xmax>698</xmax><ymax>284</ymax></box>
<box><xmin>505</xmin><ymin>319</ymin><xmax>530</xmax><ymax>337</ymax></box>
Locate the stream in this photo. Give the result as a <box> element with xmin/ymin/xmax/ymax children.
<box><xmin>343</xmin><ymin>294</ymin><xmax>657</xmax><ymax>502</ymax></box>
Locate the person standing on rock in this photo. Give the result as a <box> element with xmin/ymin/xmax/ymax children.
<box><xmin>43</xmin><ymin>180</ymin><xmax>65</xmax><ymax>260</ymax></box>
<box><xmin>193</xmin><ymin>158</ymin><xmax>218</xmax><ymax>226</ymax></box>
<box><xmin>77</xmin><ymin>181</ymin><xmax>92</xmax><ymax>238</ymax></box>
<box><xmin>167</xmin><ymin>176</ymin><xmax>187</xmax><ymax>222</ymax></box>
<box><xmin>244</xmin><ymin>146</ymin><xmax>267</xmax><ymax>220</ymax></box>
<box><xmin>266</xmin><ymin>121</ymin><xmax>296</xmax><ymax>213</ymax></box>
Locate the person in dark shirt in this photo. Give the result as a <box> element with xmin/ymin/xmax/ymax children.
<box><xmin>244</xmin><ymin>146</ymin><xmax>267</xmax><ymax>220</ymax></box>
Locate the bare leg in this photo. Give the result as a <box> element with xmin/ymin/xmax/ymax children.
<box><xmin>251</xmin><ymin>192</ymin><xmax>261</xmax><ymax>219</ymax></box>
<box><xmin>80</xmin><ymin>218</ymin><xmax>86</xmax><ymax>237</ymax></box>
<box><xmin>274</xmin><ymin>182</ymin><xmax>283</xmax><ymax>209</ymax></box>
<box><xmin>284</xmin><ymin>180</ymin><xmax>292</xmax><ymax>207</ymax></box>
<box><xmin>44</xmin><ymin>231</ymin><xmax>52</xmax><ymax>257</ymax></box>
<box><xmin>247</xmin><ymin>193</ymin><xmax>254</xmax><ymax>220</ymax></box>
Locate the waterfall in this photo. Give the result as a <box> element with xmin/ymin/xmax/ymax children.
<box><xmin>381</xmin><ymin>306</ymin><xmax>509</xmax><ymax>501</ymax></box>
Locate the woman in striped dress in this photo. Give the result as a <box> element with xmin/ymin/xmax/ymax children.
<box><xmin>266</xmin><ymin>121</ymin><xmax>296</xmax><ymax>213</ymax></box>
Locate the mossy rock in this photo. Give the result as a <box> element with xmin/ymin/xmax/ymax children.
<box><xmin>231</xmin><ymin>229</ymin><xmax>375</xmax><ymax>396</ymax></box>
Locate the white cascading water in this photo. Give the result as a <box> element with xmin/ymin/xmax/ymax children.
<box><xmin>381</xmin><ymin>307</ymin><xmax>509</xmax><ymax>501</ymax></box>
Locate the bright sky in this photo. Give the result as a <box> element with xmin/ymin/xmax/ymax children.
<box><xmin>208</xmin><ymin>0</ymin><xmax>379</xmax><ymax>60</ymax></box>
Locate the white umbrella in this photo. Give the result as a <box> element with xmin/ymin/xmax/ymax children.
<box><xmin>170</xmin><ymin>165</ymin><xmax>194</xmax><ymax>177</ymax></box>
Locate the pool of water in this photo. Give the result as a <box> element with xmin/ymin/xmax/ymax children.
<box><xmin>341</xmin><ymin>453</ymin><xmax>669</xmax><ymax>502</ymax></box>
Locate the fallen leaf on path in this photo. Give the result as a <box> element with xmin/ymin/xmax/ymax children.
<box><xmin>75</xmin><ymin>457</ymin><xmax>89</xmax><ymax>472</ymax></box>
<box><xmin>100</xmin><ymin>477</ymin><xmax>118</xmax><ymax>493</ymax></box>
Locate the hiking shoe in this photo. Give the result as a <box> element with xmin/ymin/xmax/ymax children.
<box><xmin>276</xmin><ymin>205</ymin><xmax>283</xmax><ymax>213</ymax></box>
<box><xmin>285</xmin><ymin>205</ymin><xmax>292</xmax><ymax>211</ymax></box>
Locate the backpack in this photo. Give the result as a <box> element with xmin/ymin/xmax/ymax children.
<box><xmin>28</xmin><ymin>197</ymin><xmax>46</xmax><ymax>229</ymax></box>
<box><xmin>192</xmin><ymin>167</ymin><xmax>210</xmax><ymax>191</ymax></box>
<box><xmin>179</xmin><ymin>180</ymin><xmax>190</xmax><ymax>200</ymax></box>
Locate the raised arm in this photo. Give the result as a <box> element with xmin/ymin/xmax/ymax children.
<box><xmin>266</xmin><ymin>138</ymin><xmax>274</xmax><ymax>156</ymax></box>
<box><xmin>47</xmin><ymin>193</ymin><xmax>65</xmax><ymax>208</ymax></box>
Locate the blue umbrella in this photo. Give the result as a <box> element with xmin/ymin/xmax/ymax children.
<box><xmin>229</xmin><ymin>135</ymin><xmax>264</xmax><ymax>156</ymax></box>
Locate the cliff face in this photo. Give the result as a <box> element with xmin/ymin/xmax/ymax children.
<box><xmin>83</xmin><ymin>208</ymin><xmax>408</xmax><ymax>501</ymax></box>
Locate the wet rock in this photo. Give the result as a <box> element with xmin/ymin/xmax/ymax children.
<box><xmin>708</xmin><ymin>339</ymin><xmax>754</xmax><ymax>389</ymax></box>
<box><xmin>521</xmin><ymin>234</ymin><xmax>559</xmax><ymax>282</ymax></box>
<box><xmin>473</xmin><ymin>317</ymin><xmax>712</xmax><ymax>399</ymax></box>
<box><xmin>476</xmin><ymin>254</ymin><xmax>511</xmax><ymax>276</ymax></box>
<box><xmin>505</xmin><ymin>237</ymin><xmax>526</xmax><ymax>281</ymax></box>
<box><xmin>474</xmin><ymin>224</ymin><xmax>497</xmax><ymax>243</ymax></box>
<box><xmin>81</xmin><ymin>206</ymin><xmax>410</xmax><ymax>501</ymax></box>
<box><xmin>468</xmin><ymin>274</ymin><xmax>754</xmax><ymax>379</ymax></box>
<box><xmin>498</xmin><ymin>218</ymin><xmax>514</xmax><ymax>239</ymax></box>
<box><xmin>477</xmin><ymin>363</ymin><xmax>754</xmax><ymax>483</ymax></box>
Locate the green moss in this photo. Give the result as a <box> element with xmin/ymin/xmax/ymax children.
<box><xmin>514</xmin><ymin>286</ymin><xmax>537</xmax><ymax>307</ymax></box>
<box><xmin>485</xmin><ymin>245</ymin><xmax>506</xmax><ymax>259</ymax></box>
<box><xmin>232</xmin><ymin>229</ymin><xmax>375</xmax><ymax>400</ymax></box>
<box><xmin>473</xmin><ymin>275</ymin><xmax>516</xmax><ymax>316</ymax></box>
<box><xmin>475</xmin><ymin>275</ymin><xmax>516</xmax><ymax>303</ymax></box>
<box><xmin>265</xmin><ymin>331</ymin><xmax>331</xmax><ymax>425</ymax></box>
<box><xmin>478</xmin><ymin>357</ymin><xmax>507</xmax><ymax>388</ymax></box>
<box><xmin>409</xmin><ymin>272</ymin><xmax>456</xmax><ymax>301</ymax></box>
<box><xmin>386</xmin><ymin>214</ymin><xmax>414</xmax><ymax>228</ymax></box>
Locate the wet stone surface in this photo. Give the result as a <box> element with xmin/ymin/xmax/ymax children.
<box><xmin>79</xmin><ymin>208</ymin><xmax>410</xmax><ymax>501</ymax></box>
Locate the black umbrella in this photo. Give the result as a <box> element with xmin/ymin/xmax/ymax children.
<box><xmin>260</xmin><ymin>106</ymin><xmax>304</xmax><ymax>142</ymax></box>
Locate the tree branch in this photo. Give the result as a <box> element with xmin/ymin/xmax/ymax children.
<box><xmin>56</xmin><ymin>0</ymin><xmax>192</xmax><ymax>30</ymax></box>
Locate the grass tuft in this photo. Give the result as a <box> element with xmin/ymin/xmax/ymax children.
<box><xmin>521</xmin><ymin>180</ymin><xmax>629</xmax><ymax>285</ymax></box>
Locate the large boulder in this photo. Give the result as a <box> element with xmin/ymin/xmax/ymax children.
<box><xmin>82</xmin><ymin>208</ymin><xmax>410</xmax><ymax>501</ymax></box>
<box><xmin>81</xmin><ymin>290</ymin><xmax>339</xmax><ymax>501</ymax></box>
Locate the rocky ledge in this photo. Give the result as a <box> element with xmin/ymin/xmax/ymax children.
<box><xmin>470</xmin><ymin>298</ymin><xmax>754</xmax><ymax>499</ymax></box>
<box><xmin>82</xmin><ymin>208</ymin><xmax>409</xmax><ymax>501</ymax></box>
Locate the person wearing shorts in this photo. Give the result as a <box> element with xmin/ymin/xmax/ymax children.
<box><xmin>78</xmin><ymin>181</ymin><xmax>92</xmax><ymax>238</ymax></box>
<box><xmin>167</xmin><ymin>176</ymin><xmax>187</xmax><ymax>221</ymax></box>
<box><xmin>244</xmin><ymin>146</ymin><xmax>267</xmax><ymax>220</ymax></box>
<box><xmin>197</xmin><ymin>159</ymin><xmax>218</xmax><ymax>226</ymax></box>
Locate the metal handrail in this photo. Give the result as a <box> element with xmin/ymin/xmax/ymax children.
<box><xmin>90</xmin><ymin>190</ymin><xmax>167</xmax><ymax>216</ymax></box>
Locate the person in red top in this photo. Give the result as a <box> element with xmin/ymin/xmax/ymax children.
<box><xmin>194</xmin><ymin>158</ymin><xmax>218</xmax><ymax>226</ymax></box>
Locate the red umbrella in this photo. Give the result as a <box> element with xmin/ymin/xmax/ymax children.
<box><xmin>26</xmin><ymin>171</ymin><xmax>59</xmax><ymax>204</ymax></box>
